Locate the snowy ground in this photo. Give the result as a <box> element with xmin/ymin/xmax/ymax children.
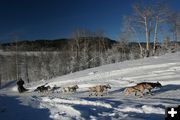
<box><xmin>0</xmin><ymin>52</ymin><xmax>180</xmax><ymax>120</ymax></box>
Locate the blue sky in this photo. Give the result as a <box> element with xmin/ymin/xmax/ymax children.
<box><xmin>0</xmin><ymin>0</ymin><xmax>179</xmax><ymax>42</ymax></box>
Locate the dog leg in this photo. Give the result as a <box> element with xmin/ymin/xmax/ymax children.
<box><xmin>135</xmin><ymin>92</ymin><xmax>137</xmax><ymax>96</ymax></box>
<box><xmin>139</xmin><ymin>92</ymin><xmax>144</xmax><ymax>98</ymax></box>
<box><xmin>148</xmin><ymin>89</ymin><xmax>153</xmax><ymax>95</ymax></box>
<box><xmin>89</xmin><ymin>92</ymin><xmax>94</xmax><ymax>96</ymax></box>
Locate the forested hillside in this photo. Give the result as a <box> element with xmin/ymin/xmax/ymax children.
<box><xmin>0</xmin><ymin>36</ymin><xmax>179</xmax><ymax>84</ymax></box>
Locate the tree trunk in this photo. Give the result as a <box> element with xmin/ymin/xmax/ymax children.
<box><xmin>174</xmin><ymin>23</ymin><xmax>178</xmax><ymax>50</ymax></box>
<box><xmin>144</xmin><ymin>16</ymin><xmax>150</xmax><ymax>57</ymax></box>
<box><xmin>0</xmin><ymin>74</ymin><xmax>1</xmax><ymax>88</ymax></box>
<box><xmin>153</xmin><ymin>16</ymin><xmax>159</xmax><ymax>55</ymax></box>
<box><xmin>138</xmin><ymin>42</ymin><xmax>144</xmax><ymax>58</ymax></box>
<box><xmin>25</xmin><ymin>53</ymin><xmax>30</xmax><ymax>83</ymax></box>
<box><xmin>15</xmin><ymin>40</ymin><xmax>19</xmax><ymax>80</ymax></box>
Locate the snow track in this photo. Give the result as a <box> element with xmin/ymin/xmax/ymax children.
<box><xmin>40</xmin><ymin>99</ymin><xmax>82</xmax><ymax>120</ymax></box>
<box><xmin>39</xmin><ymin>97</ymin><xmax>112</xmax><ymax>120</ymax></box>
<box><xmin>41</xmin><ymin>97</ymin><xmax>112</xmax><ymax>108</ymax></box>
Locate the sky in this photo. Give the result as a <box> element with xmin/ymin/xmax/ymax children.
<box><xmin>0</xmin><ymin>0</ymin><xmax>180</xmax><ymax>42</ymax></box>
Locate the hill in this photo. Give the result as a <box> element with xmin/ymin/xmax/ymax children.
<box><xmin>0</xmin><ymin>37</ymin><xmax>117</xmax><ymax>51</ymax></box>
<box><xmin>0</xmin><ymin>52</ymin><xmax>180</xmax><ymax>120</ymax></box>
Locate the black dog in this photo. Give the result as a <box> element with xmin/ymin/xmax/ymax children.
<box><xmin>34</xmin><ymin>85</ymin><xmax>51</xmax><ymax>93</ymax></box>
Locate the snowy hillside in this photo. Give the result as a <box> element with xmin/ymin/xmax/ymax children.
<box><xmin>0</xmin><ymin>52</ymin><xmax>180</xmax><ymax>120</ymax></box>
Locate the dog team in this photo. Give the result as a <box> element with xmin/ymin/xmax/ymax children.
<box><xmin>32</xmin><ymin>81</ymin><xmax>162</xmax><ymax>97</ymax></box>
<box><xmin>17</xmin><ymin>76</ymin><xmax>162</xmax><ymax>97</ymax></box>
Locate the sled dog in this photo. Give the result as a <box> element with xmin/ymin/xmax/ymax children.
<box><xmin>63</xmin><ymin>85</ymin><xmax>79</xmax><ymax>92</ymax></box>
<box><xmin>124</xmin><ymin>82</ymin><xmax>162</xmax><ymax>97</ymax></box>
<box><xmin>89</xmin><ymin>84</ymin><xmax>111</xmax><ymax>96</ymax></box>
<box><xmin>34</xmin><ymin>85</ymin><xmax>51</xmax><ymax>93</ymax></box>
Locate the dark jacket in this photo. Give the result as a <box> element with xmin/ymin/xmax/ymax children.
<box><xmin>17</xmin><ymin>78</ymin><xmax>27</xmax><ymax>93</ymax></box>
<box><xmin>17</xmin><ymin>79</ymin><xmax>24</xmax><ymax>86</ymax></box>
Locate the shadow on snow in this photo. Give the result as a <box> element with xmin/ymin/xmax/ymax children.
<box><xmin>0</xmin><ymin>95</ymin><xmax>52</xmax><ymax>120</ymax></box>
<box><xmin>154</xmin><ymin>84</ymin><xmax>180</xmax><ymax>94</ymax></box>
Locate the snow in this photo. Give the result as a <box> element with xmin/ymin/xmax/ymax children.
<box><xmin>40</xmin><ymin>98</ymin><xmax>82</xmax><ymax>120</ymax></box>
<box><xmin>11</xmin><ymin>86</ymin><xmax>18</xmax><ymax>92</ymax></box>
<box><xmin>116</xmin><ymin>105</ymin><xmax>164</xmax><ymax>114</ymax></box>
<box><xmin>41</xmin><ymin>97</ymin><xmax>112</xmax><ymax>108</ymax></box>
<box><xmin>0</xmin><ymin>52</ymin><xmax>180</xmax><ymax>120</ymax></box>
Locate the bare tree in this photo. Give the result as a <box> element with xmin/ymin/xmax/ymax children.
<box><xmin>152</xmin><ymin>2</ymin><xmax>171</xmax><ymax>55</ymax></box>
<box><xmin>70</xmin><ymin>29</ymin><xmax>92</xmax><ymax>71</ymax></box>
<box><xmin>24</xmin><ymin>53</ymin><xmax>30</xmax><ymax>83</ymax></box>
<box><xmin>121</xmin><ymin>16</ymin><xmax>145</xmax><ymax>57</ymax></box>
<box><xmin>169</xmin><ymin>12</ymin><xmax>180</xmax><ymax>51</ymax></box>
<box><xmin>14</xmin><ymin>36</ymin><xmax>20</xmax><ymax>80</ymax></box>
<box><xmin>70</xmin><ymin>30</ymin><xmax>82</xmax><ymax>71</ymax></box>
<box><xmin>133</xmin><ymin>2</ymin><xmax>153</xmax><ymax>57</ymax></box>
<box><xmin>127</xmin><ymin>1</ymin><xmax>174</xmax><ymax>56</ymax></box>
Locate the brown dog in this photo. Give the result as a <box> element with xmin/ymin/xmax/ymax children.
<box><xmin>124</xmin><ymin>82</ymin><xmax>162</xmax><ymax>97</ymax></box>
